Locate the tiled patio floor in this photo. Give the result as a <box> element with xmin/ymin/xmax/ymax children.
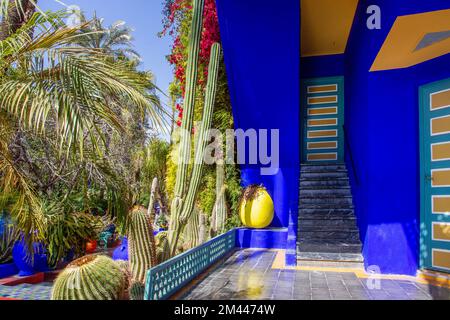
<box><xmin>179</xmin><ymin>249</ymin><xmax>450</xmax><ymax>300</ymax></box>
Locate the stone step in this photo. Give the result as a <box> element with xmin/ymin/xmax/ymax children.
<box><xmin>300</xmin><ymin>188</ymin><xmax>352</xmax><ymax>197</ymax></box>
<box><xmin>298</xmin><ymin>230</ymin><xmax>361</xmax><ymax>241</ymax></box>
<box><xmin>301</xmin><ymin>166</ymin><xmax>348</xmax><ymax>174</ymax></box>
<box><xmin>300</xmin><ymin>179</ymin><xmax>350</xmax><ymax>188</ymax></box>
<box><xmin>299</xmin><ymin>209</ymin><xmax>355</xmax><ymax>217</ymax></box>
<box><xmin>299</xmin><ymin>219</ymin><xmax>358</xmax><ymax>229</ymax></box>
<box><xmin>297</xmin><ymin>252</ymin><xmax>364</xmax><ymax>266</ymax></box>
<box><xmin>299</xmin><ymin>225</ymin><xmax>360</xmax><ymax>234</ymax></box>
<box><xmin>301</xmin><ymin>163</ymin><xmax>346</xmax><ymax>170</ymax></box>
<box><xmin>301</xmin><ymin>172</ymin><xmax>348</xmax><ymax>180</ymax></box>
<box><xmin>299</xmin><ymin>197</ymin><xmax>353</xmax><ymax>206</ymax></box>
<box><xmin>300</xmin><ymin>203</ymin><xmax>354</xmax><ymax>210</ymax></box>
<box><xmin>297</xmin><ymin>240</ymin><xmax>362</xmax><ymax>254</ymax></box>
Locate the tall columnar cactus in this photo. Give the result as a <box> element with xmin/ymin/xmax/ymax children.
<box><xmin>155</xmin><ymin>231</ymin><xmax>170</xmax><ymax>264</ymax></box>
<box><xmin>51</xmin><ymin>255</ymin><xmax>127</xmax><ymax>300</ymax></box>
<box><xmin>167</xmin><ymin>0</ymin><xmax>222</xmax><ymax>257</ymax></box>
<box><xmin>168</xmin><ymin>0</ymin><xmax>205</xmax><ymax>256</ymax></box>
<box><xmin>183</xmin><ymin>209</ymin><xmax>200</xmax><ymax>249</ymax></box>
<box><xmin>168</xmin><ymin>42</ymin><xmax>221</xmax><ymax>255</ymax></box>
<box><xmin>198</xmin><ymin>212</ymin><xmax>207</xmax><ymax>244</ymax></box>
<box><xmin>147</xmin><ymin>177</ymin><xmax>158</xmax><ymax>219</ymax></box>
<box><xmin>128</xmin><ymin>206</ymin><xmax>157</xmax><ymax>284</ymax></box>
<box><xmin>213</xmin><ymin>161</ymin><xmax>227</xmax><ymax>234</ymax></box>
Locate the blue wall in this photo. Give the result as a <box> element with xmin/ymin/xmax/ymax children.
<box><xmin>345</xmin><ymin>0</ymin><xmax>450</xmax><ymax>275</ymax></box>
<box><xmin>216</xmin><ymin>0</ymin><xmax>300</xmax><ymax>229</ymax></box>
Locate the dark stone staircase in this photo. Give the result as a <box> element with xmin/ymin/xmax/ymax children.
<box><xmin>297</xmin><ymin>164</ymin><xmax>364</xmax><ymax>267</ymax></box>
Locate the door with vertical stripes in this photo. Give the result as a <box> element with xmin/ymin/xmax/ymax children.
<box><xmin>420</xmin><ymin>78</ymin><xmax>450</xmax><ymax>273</ymax></box>
<box><xmin>301</xmin><ymin>77</ymin><xmax>344</xmax><ymax>163</ymax></box>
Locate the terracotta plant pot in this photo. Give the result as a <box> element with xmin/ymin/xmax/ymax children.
<box><xmin>85</xmin><ymin>240</ymin><xmax>97</xmax><ymax>254</ymax></box>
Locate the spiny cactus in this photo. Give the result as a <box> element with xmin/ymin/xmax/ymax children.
<box><xmin>213</xmin><ymin>162</ymin><xmax>227</xmax><ymax>234</ymax></box>
<box><xmin>155</xmin><ymin>231</ymin><xmax>170</xmax><ymax>264</ymax></box>
<box><xmin>168</xmin><ymin>41</ymin><xmax>222</xmax><ymax>256</ymax></box>
<box><xmin>183</xmin><ymin>210</ymin><xmax>200</xmax><ymax>250</ymax></box>
<box><xmin>129</xmin><ymin>281</ymin><xmax>145</xmax><ymax>301</ymax></box>
<box><xmin>128</xmin><ymin>206</ymin><xmax>157</xmax><ymax>284</ymax></box>
<box><xmin>51</xmin><ymin>255</ymin><xmax>127</xmax><ymax>300</ymax></box>
<box><xmin>198</xmin><ymin>212</ymin><xmax>207</xmax><ymax>244</ymax></box>
<box><xmin>147</xmin><ymin>177</ymin><xmax>158</xmax><ymax>219</ymax></box>
<box><xmin>168</xmin><ymin>0</ymin><xmax>206</xmax><ymax>256</ymax></box>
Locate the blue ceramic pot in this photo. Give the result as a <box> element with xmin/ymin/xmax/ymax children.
<box><xmin>112</xmin><ymin>237</ymin><xmax>128</xmax><ymax>261</ymax></box>
<box><xmin>12</xmin><ymin>240</ymin><xmax>49</xmax><ymax>276</ymax></box>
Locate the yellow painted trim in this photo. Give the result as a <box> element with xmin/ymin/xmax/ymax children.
<box><xmin>371</xmin><ymin>9</ymin><xmax>450</xmax><ymax>72</ymax></box>
<box><xmin>271</xmin><ymin>250</ymin><xmax>450</xmax><ymax>289</ymax></box>
<box><xmin>301</xmin><ymin>0</ymin><xmax>358</xmax><ymax>57</ymax></box>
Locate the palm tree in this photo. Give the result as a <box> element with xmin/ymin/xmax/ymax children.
<box><xmin>0</xmin><ymin>3</ymin><xmax>165</xmax><ymax>245</ymax></box>
<box><xmin>74</xmin><ymin>12</ymin><xmax>141</xmax><ymax>62</ymax></box>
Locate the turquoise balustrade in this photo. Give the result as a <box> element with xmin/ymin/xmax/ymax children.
<box><xmin>144</xmin><ymin>229</ymin><xmax>236</xmax><ymax>300</ymax></box>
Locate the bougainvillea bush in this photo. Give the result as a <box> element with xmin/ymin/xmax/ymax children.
<box><xmin>161</xmin><ymin>0</ymin><xmax>242</xmax><ymax>239</ymax></box>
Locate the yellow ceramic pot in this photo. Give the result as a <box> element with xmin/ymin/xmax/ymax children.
<box><xmin>239</xmin><ymin>187</ymin><xmax>274</xmax><ymax>229</ymax></box>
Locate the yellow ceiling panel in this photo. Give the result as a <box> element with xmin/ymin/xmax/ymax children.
<box><xmin>301</xmin><ymin>0</ymin><xmax>359</xmax><ymax>57</ymax></box>
<box><xmin>370</xmin><ymin>9</ymin><xmax>450</xmax><ymax>72</ymax></box>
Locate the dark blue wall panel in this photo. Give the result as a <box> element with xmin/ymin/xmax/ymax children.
<box><xmin>216</xmin><ymin>0</ymin><xmax>300</xmax><ymax>229</ymax></box>
<box><xmin>345</xmin><ymin>0</ymin><xmax>450</xmax><ymax>275</ymax></box>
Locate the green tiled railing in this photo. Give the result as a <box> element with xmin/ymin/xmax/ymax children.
<box><xmin>144</xmin><ymin>229</ymin><xmax>236</xmax><ymax>300</ymax></box>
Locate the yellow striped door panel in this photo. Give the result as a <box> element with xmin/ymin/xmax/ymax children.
<box><xmin>431</xmin><ymin>115</ymin><xmax>450</xmax><ymax>136</ymax></box>
<box><xmin>307</xmin><ymin>95</ymin><xmax>338</xmax><ymax>105</ymax></box>
<box><xmin>307</xmin><ymin>130</ymin><xmax>338</xmax><ymax>139</ymax></box>
<box><xmin>432</xmin><ymin>142</ymin><xmax>450</xmax><ymax>161</ymax></box>
<box><xmin>307</xmin><ymin>84</ymin><xmax>338</xmax><ymax>94</ymax></box>
<box><xmin>307</xmin><ymin>153</ymin><xmax>338</xmax><ymax>161</ymax></box>
<box><xmin>307</xmin><ymin>107</ymin><xmax>338</xmax><ymax>116</ymax></box>
<box><xmin>433</xmin><ymin>250</ymin><xmax>450</xmax><ymax>270</ymax></box>
<box><xmin>307</xmin><ymin>141</ymin><xmax>338</xmax><ymax>150</ymax></box>
<box><xmin>431</xmin><ymin>89</ymin><xmax>450</xmax><ymax>110</ymax></box>
<box><xmin>433</xmin><ymin>223</ymin><xmax>450</xmax><ymax>242</ymax></box>
<box><xmin>431</xmin><ymin>169</ymin><xmax>450</xmax><ymax>187</ymax></box>
<box><xmin>307</xmin><ymin>118</ymin><xmax>338</xmax><ymax>127</ymax></box>
<box><xmin>432</xmin><ymin>196</ymin><xmax>450</xmax><ymax>214</ymax></box>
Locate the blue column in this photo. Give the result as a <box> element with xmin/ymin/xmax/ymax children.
<box><xmin>215</xmin><ymin>0</ymin><xmax>300</xmax><ymax>231</ymax></box>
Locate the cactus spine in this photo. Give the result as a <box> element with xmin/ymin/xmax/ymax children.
<box><xmin>51</xmin><ymin>255</ymin><xmax>127</xmax><ymax>300</ymax></box>
<box><xmin>128</xmin><ymin>206</ymin><xmax>157</xmax><ymax>284</ymax></box>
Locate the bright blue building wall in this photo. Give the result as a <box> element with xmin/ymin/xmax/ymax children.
<box><xmin>215</xmin><ymin>0</ymin><xmax>300</xmax><ymax>231</ymax></box>
<box><xmin>216</xmin><ymin>0</ymin><xmax>450</xmax><ymax>275</ymax></box>
<box><xmin>345</xmin><ymin>0</ymin><xmax>450</xmax><ymax>275</ymax></box>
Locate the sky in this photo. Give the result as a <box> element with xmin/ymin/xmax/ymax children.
<box><xmin>40</xmin><ymin>0</ymin><xmax>174</xmax><ymax>107</ymax></box>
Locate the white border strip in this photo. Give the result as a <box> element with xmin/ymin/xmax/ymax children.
<box><xmin>430</xmin><ymin>89</ymin><xmax>450</xmax><ymax>111</ymax></box>
<box><xmin>432</xmin><ymin>222</ymin><xmax>450</xmax><ymax>243</ymax></box>
<box><xmin>432</xmin><ymin>248</ymin><xmax>450</xmax><ymax>271</ymax></box>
